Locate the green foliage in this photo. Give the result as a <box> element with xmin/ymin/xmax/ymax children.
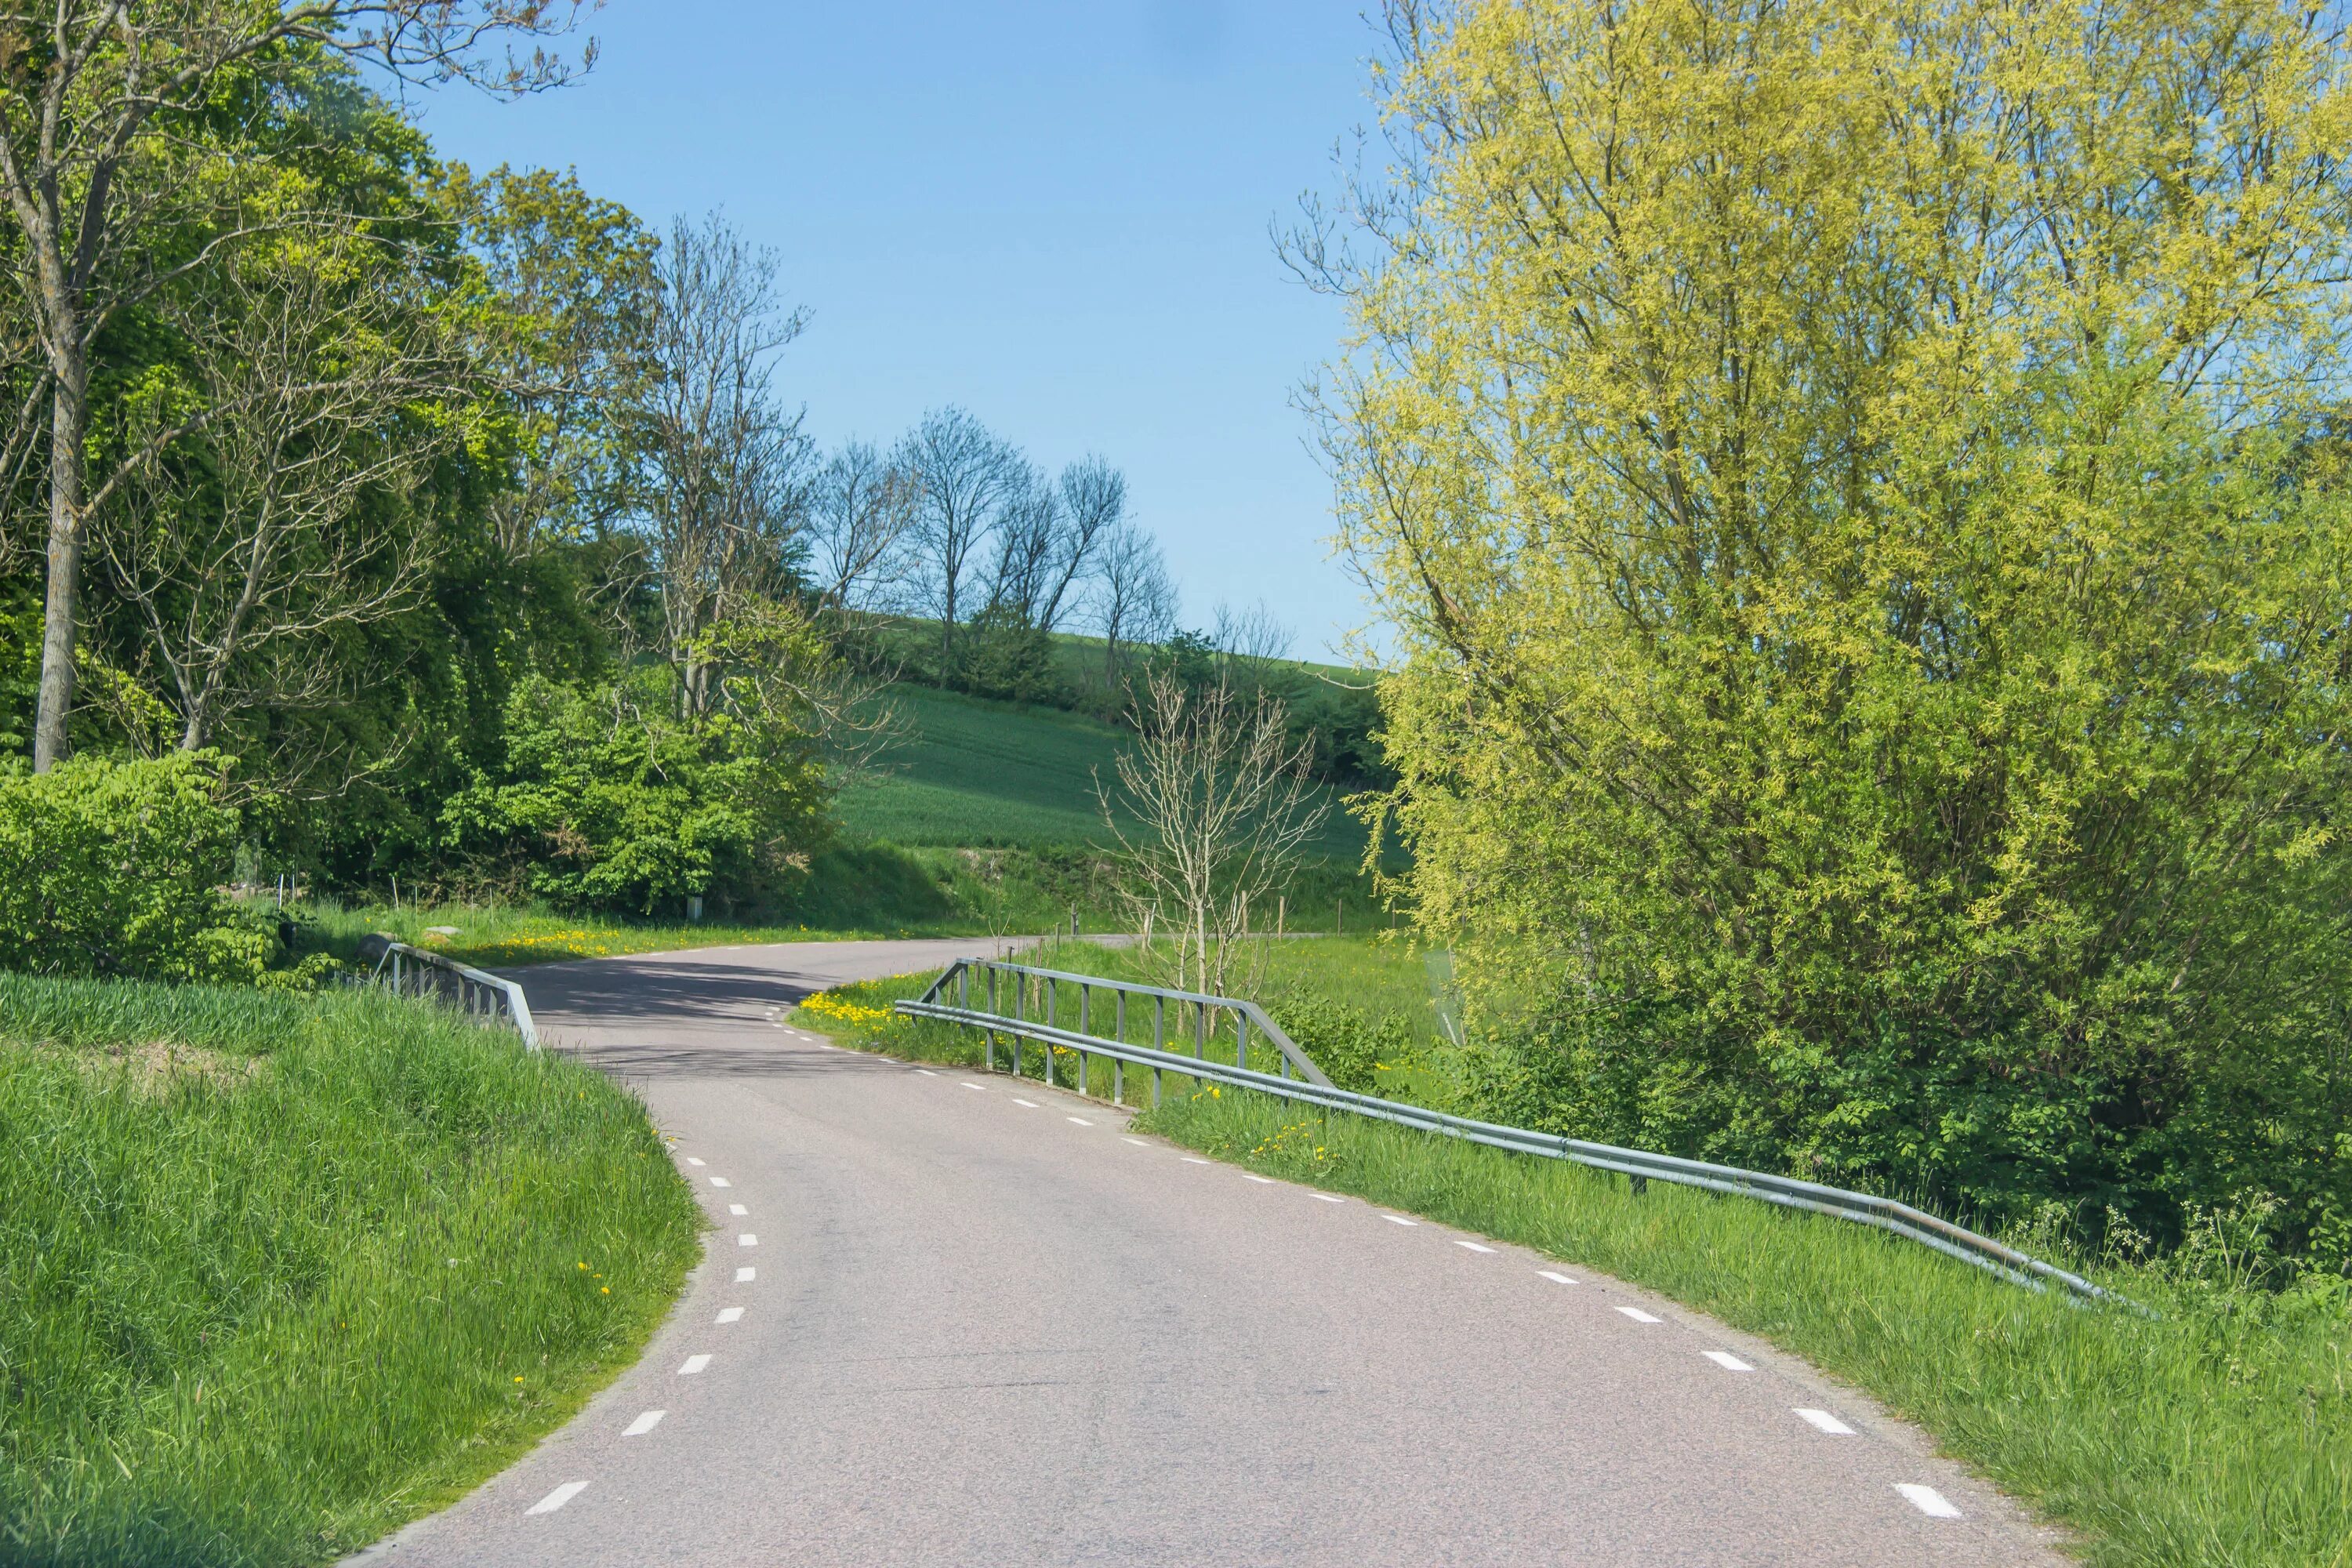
<box><xmin>0</xmin><ymin>973</ymin><xmax>699</xmax><ymax>1566</ymax></box>
<box><xmin>952</xmin><ymin>603</ymin><xmax>1068</xmax><ymax>705</ymax></box>
<box><xmin>0</xmin><ymin>754</ymin><xmax>313</xmax><ymax>986</ymax></box>
<box><xmin>1265</xmin><ymin>996</ymin><xmax>1417</xmax><ymax>1093</ymax></box>
<box><xmin>1327</xmin><ymin>0</ymin><xmax>2352</xmax><ymax>1256</ymax></box>
<box><xmin>440</xmin><ymin>664</ymin><xmax>830</xmax><ymax>917</ymax></box>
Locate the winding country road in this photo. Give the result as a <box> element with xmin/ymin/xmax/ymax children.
<box><xmin>358</xmin><ymin>939</ymin><xmax>2064</xmax><ymax>1567</ymax></box>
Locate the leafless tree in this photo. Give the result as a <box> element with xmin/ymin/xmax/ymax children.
<box><xmin>91</xmin><ymin>241</ymin><xmax>465</xmax><ymax>757</ymax></box>
<box><xmin>1213</xmin><ymin>600</ymin><xmax>1294</xmax><ymax>666</ymax></box>
<box><xmin>983</xmin><ymin>460</ymin><xmax>1058</xmax><ymax>622</ymax></box>
<box><xmin>2</xmin><ymin>0</ymin><xmax>597</xmax><ymax>771</ymax></box>
<box><xmin>809</xmin><ymin>439</ymin><xmax>916</xmax><ymax>613</ymax></box>
<box><xmin>1095</xmin><ymin>671</ymin><xmax>1330</xmax><ymax>997</ymax></box>
<box><xmin>1034</xmin><ymin>456</ymin><xmax>1124</xmax><ymax>631</ymax></box>
<box><xmin>638</xmin><ymin>211</ymin><xmax>813</xmax><ymax>718</ymax></box>
<box><xmin>1092</xmin><ymin>519</ymin><xmax>1176</xmax><ymax>685</ymax></box>
<box><xmin>898</xmin><ymin>405</ymin><xmax>1020</xmax><ymax>671</ymax></box>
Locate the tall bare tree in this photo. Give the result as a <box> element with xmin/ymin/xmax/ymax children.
<box><xmin>1092</xmin><ymin>518</ymin><xmax>1174</xmax><ymax>685</ymax></box>
<box><xmin>1096</xmin><ymin>671</ymin><xmax>1330</xmax><ymax>996</ymax></box>
<box><xmin>638</xmin><ymin>211</ymin><xmax>811</xmax><ymax>719</ymax></box>
<box><xmin>1036</xmin><ymin>455</ymin><xmax>1123</xmax><ymax>631</ymax></box>
<box><xmin>809</xmin><ymin>439</ymin><xmax>916</xmax><ymax>613</ymax></box>
<box><xmin>93</xmin><ymin>240</ymin><xmax>464</xmax><ymax>757</ymax></box>
<box><xmin>898</xmin><ymin>405</ymin><xmax>1018</xmax><ymax>673</ymax></box>
<box><xmin>1</xmin><ymin>0</ymin><xmax>595</xmax><ymax>771</ymax></box>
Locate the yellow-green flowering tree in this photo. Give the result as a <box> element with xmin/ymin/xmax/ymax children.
<box><xmin>1312</xmin><ymin>0</ymin><xmax>2352</xmax><ymax>1254</ymax></box>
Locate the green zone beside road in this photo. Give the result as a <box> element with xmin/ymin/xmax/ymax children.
<box><xmin>0</xmin><ymin>975</ymin><xmax>700</xmax><ymax>1568</ymax></box>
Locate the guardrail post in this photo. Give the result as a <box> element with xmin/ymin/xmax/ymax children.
<box><xmin>959</xmin><ymin>966</ymin><xmax>969</xmax><ymax>1010</ymax></box>
<box><xmin>1113</xmin><ymin>1058</ymin><xmax>1123</xmax><ymax>1106</ymax></box>
<box><xmin>1236</xmin><ymin>1009</ymin><xmax>1248</xmax><ymax>1073</ymax></box>
<box><xmin>1079</xmin><ymin>984</ymin><xmax>1091</xmax><ymax>1096</ymax></box>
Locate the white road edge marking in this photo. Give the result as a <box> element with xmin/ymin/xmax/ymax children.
<box><xmin>1455</xmin><ymin>1240</ymin><xmax>1497</xmax><ymax>1254</ymax></box>
<box><xmin>728</xmin><ymin>1203</ymin><xmax>747</xmax><ymax>1216</ymax></box>
<box><xmin>1702</xmin><ymin>1350</ymin><xmax>1755</xmax><ymax>1372</ymax></box>
<box><xmin>1123</xmin><ymin>1137</ymin><xmax>1151</xmax><ymax>1147</ymax></box>
<box><xmin>964</xmin><ymin>1082</ymin><xmax>987</xmax><ymax>1091</ymax></box>
<box><xmin>1310</xmin><ymin>1193</ymin><xmax>1345</xmax><ymax>1203</ymax></box>
<box><xmin>1382</xmin><ymin>1214</ymin><xmax>1419</xmax><ymax>1227</ymax></box>
<box><xmin>715</xmin><ymin>1307</ymin><xmax>744</xmax><ymax>1324</ymax></box>
<box><xmin>737</xmin><ymin>1233</ymin><xmax>758</xmax><ymax>1247</ymax></box>
<box><xmin>916</xmin><ymin>1069</ymin><xmax>939</xmax><ymax>1076</ymax></box>
<box><xmin>1012</xmin><ymin>1098</ymin><xmax>1040</xmax><ymax>1109</ymax></box>
<box><xmin>1243</xmin><ymin>1174</ymin><xmax>1277</xmax><ymax>1185</ymax></box>
<box><xmin>709</xmin><ymin>1177</ymin><xmax>730</xmax><ymax>1188</ymax></box>
<box><xmin>735</xmin><ymin>1267</ymin><xmax>755</xmax><ymax>1283</ymax></box>
<box><xmin>1895</xmin><ymin>1484</ymin><xmax>1962</xmax><ymax>1519</ymax></box>
<box><xmin>622</xmin><ymin>1410</ymin><xmax>665</xmax><ymax>1437</ymax></box>
<box><xmin>527</xmin><ymin>1481</ymin><xmax>588</xmax><ymax>1514</ymax></box>
<box><xmin>1067</xmin><ymin>1116</ymin><xmax>1093</xmax><ymax>1126</ymax></box>
<box><xmin>678</xmin><ymin>1354</ymin><xmax>712</xmax><ymax>1376</ymax></box>
<box><xmin>685</xmin><ymin>1157</ymin><xmax>706</xmax><ymax>1167</ymax></box>
<box><xmin>1795</xmin><ymin>1408</ymin><xmax>1855</xmax><ymax>1435</ymax></box>
<box><xmin>1616</xmin><ymin>1306</ymin><xmax>1663</xmax><ymax>1323</ymax></box>
<box><xmin>1181</xmin><ymin>1157</ymin><xmax>1212</xmax><ymax>1166</ymax></box>
<box><xmin>1537</xmin><ymin>1270</ymin><xmax>1577</xmax><ymax>1285</ymax></box>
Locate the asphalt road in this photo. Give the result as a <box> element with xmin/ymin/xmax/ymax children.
<box><xmin>358</xmin><ymin>939</ymin><xmax>2065</xmax><ymax>1567</ymax></box>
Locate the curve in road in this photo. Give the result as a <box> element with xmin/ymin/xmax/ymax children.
<box><xmin>357</xmin><ymin>939</ymin><xmax>2065</xmax><ymax>1566</ymax></box>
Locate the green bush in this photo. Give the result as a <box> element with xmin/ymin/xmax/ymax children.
<box><xmin>0</xmin><ymin>753</ymin><xmax>301</xmax><ymax>985</ymax></box>
<box><xmin>1269</xmin><ymin>996</ymin><xmax>1417</xmax><ymax>1093</ymax></box>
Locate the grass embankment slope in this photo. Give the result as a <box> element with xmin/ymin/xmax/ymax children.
<box><xmin>0</xmin><ymin>975</ymin><xmax>701</xmax><ymax>1567</ymax></box>
<box><xmin>797</xmin><ymin>938</ymin><xmax>2352</xmax><ymax>1568</ymax></box>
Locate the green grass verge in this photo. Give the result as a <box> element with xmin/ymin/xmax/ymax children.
<box><xmin>0</xmin><ymin>974</ymin><xmax>702</xmax><ymax>1566</ymax></box>
<box><xmin>794</xmin><ymin>964</ymin><xmax>2352</xmax><ymax>1568</ymax></box>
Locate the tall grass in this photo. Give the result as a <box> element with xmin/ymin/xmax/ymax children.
<box><xmin>0</xmin><ymin>974</ymin><xmax>701</xmax><ymax>1566</ymax></box>
<box><xmin>799</xmin><ymin>963</ymin><xmax>2352</xmax><ymax>1568</ymax></box>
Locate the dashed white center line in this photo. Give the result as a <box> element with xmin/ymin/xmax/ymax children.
<box><xmin>1243</xmin><ymin>1173</ymin><xmax>1277</xmax><ymax>1185</ymax></box>
<box><xmin>728</xmin><ymin>1203</ymin><xmax>748</xmax><ymax>1217</ymax></box>
<box><xmin>737</xmin><ymin>1233</ymin><xmax>758</xmax><ymax>1247</ymax></box>
<box><xmin>1455</xmin><ymin>1240</ymin><xmax>1497</xmax><ymax>1254</ymax></box>
<box><xmin>1382</xmin><ymin>1214</ymin><xmax>1419</xmax><ymax>1227</ymax></box>
<box><xmin>1895</xmin><ymin>1484</ymin><xmax>1962</xmax><ymax>1519</ymax></box>
<box><xmin>1067</xmin><ymin>1116</ymin><xmax>1094</xmax><ymax>1126</ymax></box>
<box><xmin>1702</xmin><ymin>1350</ymin><xmax>1755</xmax><ymax>1372</ymax></box>
<box><xmin>1537</xmin><ymin>1270</ymin><xmax>1577</xmax><ymax>1285</ymax></box>
<box><xmin>735</xmin><ymin>1267</ymin><xmax>756</xmax><ymax>1283</ymax></box>
<box><xmin>709</xmin><ymin>1177</ymin><xmax>730</xmax><ymax>1188</ymax></box>
<box><xmin>622</xmin><ymin>1410</ymin><xmax>665</xmax><ymax>1437</ymax></box>
<box><xmin>1795</xmin><ymin>1408</ymin><xmax>1856</xmax><ymax>1435</ymax></box>
<box><xmin>527</xmin><ymin>1481</ymin><xmax>588</xmax><ymax>1515</ymax></box>
<box><xmin>1012</xmin><ymin>1098</ymin><xmax>1040</xmax><ymax>1109</ymax></box>
<box><xmin>1616</xmin><ymin>1306</ymin><xmax>1663</xmax><ymax>1323</ymax></box>
<box><xmin>685</xmin><ymin>1157</ymin><xmax>706</xmax><ymax>1167</ymax></box>
<box><xmin>678</xmin><ymin>1354</ymin><xmax>712</xmax><ymax>1375</ymax></box>
<box><xmin>715</xmin><ymin>1307</ymin><xmax>744</xmax><ymax>1324</ymax></box>
<box><xmin>1310</xmin><ymin>1192</ymin><xmax>1345</xmax><ymax>1203</ymax></box>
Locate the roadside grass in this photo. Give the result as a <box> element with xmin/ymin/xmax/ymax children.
<box><xmin>796</xmin><ymin>965</ymin><xmax>2352</xmax><ymax>1568</ymax></box>
<box><xmin>0</xmin><ymin>973</ymin><xmax>702</xmax><ymax>1567</ymax></box>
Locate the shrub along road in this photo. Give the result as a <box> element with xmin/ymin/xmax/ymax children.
<box><xmin>356</xmin><ymin>940</ymin><xmax>2064</xmax><ymax>1567</ymax></box>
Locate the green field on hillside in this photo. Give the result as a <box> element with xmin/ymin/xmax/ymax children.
<box><xmin>838</xmin><ymin>684</ymin><xmax>1371</xmax><ymax>861</ymax></box>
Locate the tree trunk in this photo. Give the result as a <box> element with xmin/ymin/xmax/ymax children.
<box><xmin>33</xmin><ymin>367</ymin><xmax>88</xmax><ymax>772</ymax></box>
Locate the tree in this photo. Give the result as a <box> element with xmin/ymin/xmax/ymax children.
<box><xmin>1305</xmin><ymin>0</ymin><xmax>2352</xmax><ymax>1247</ymax></box>
<box><xmin>1095</xmin><ymin>670</ymin><xmax>1330</xmax><ymax>997</ymax></box>
<box><xmin>808</xmin><ymin>438</ymin><xmax>915</xmax><ymax>613</ymax></box>
<box><xmin>637</xmin><ymin>211</ymin><xmax>811</xmax><ymax>720</ymax></box>
<box><xmin>93</xmin><ymin>236</ymin><xmax>465</xmax><ymax>757</ymax></box>
<box><xmin>1</xmin><ymin>0</ymin><xmax>594</xmax><ymax>771</ymax></box>
<box><xmin>1091</xmin><ymin>517</ymin><xmax>1174</xmax><ymax>687</ymax></box>
<box><xmin>898</xmin><ymin>405</ymin><xmax>1018</xmax><ymax>676</ymax></box>
<box><xmin>1036</xmin><ymin>456</ymin><xmax>1123</xmax><ymax>632</ymax></box>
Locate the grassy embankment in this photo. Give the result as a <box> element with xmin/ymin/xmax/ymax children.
<box><xmin>299</xmin><ymin>682</ymin><xmax>1381</xmax><ymax>970</ymax></box>
<box><xmin>0</xmin><ymin>975</ymin><xmax>702</xmax><ymax>1567</ymax></box>
<box><xmin>793</xmin><ymin>938</ymin><xmax>2352</xmax><ymax>1568</ymax></box>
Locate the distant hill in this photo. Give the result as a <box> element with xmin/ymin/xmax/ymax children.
<box><xmin>834</xmin><ymin>682</ymin><xmax>1374</xmax><ymax>862</ymax></box>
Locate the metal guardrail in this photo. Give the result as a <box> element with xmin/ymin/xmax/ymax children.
<box><xmin>365</xmin><ymin>936</ymin><xmax>539</xmax><ymax>1050</ymax></box>
<box><xmin>900</xmin><ymin>957</ymin><xmax>2121</xmax><ymax>1307</ymax></box>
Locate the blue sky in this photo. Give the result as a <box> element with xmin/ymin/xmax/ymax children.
<box><xmin>412</xmin><ymin>2</ymin><xmax>1385</xmax><ymax>660</ymax></box>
